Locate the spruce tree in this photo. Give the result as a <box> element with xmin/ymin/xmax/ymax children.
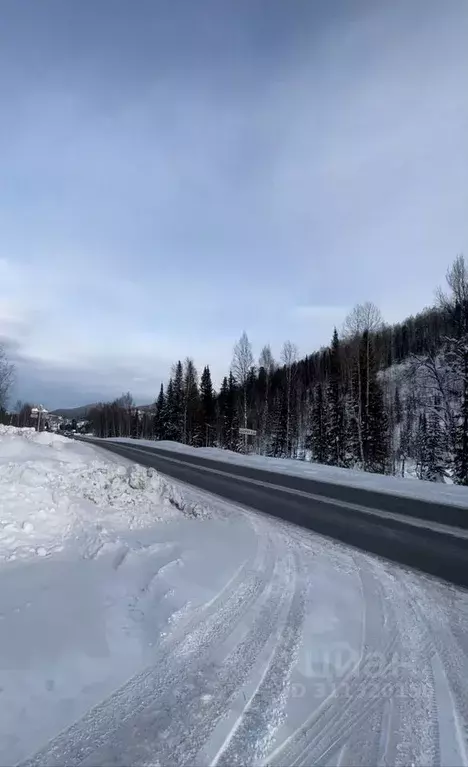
<box><xmin>154</xmin><ymin>383</ymin><xmax>165</xmax><ymax>440</ymax></box>
<box><xmin>200</xmin><ymin>365</ymin><xmax>215</xmax><ymax>446</ymax></box>
<box><xmin>183</xmin><ymin>358</ymin><xmax>201</xmax><ymax>446</ymax></box>
<box><xmin>226</xmin><ymin>372</ymin><xmax>240</xmax><ymax>451</ymax></box>
<box><xmin>172</xmin><ymin>360</ymin><xmax>184</xmax><ymax>441</ymax></box>
<box><xmin>217</xmin><ymin>376</ymin><xmax>230</xmax><ymax>448</ymax></box>
<box><xmin>272</xmin><ymin>383</ymin><xmax>288</xmax><ymax>457</ymax></box>
<box><xmin>360</xmin><ymin>331</ymin><xmax>389</xmax><ymax>473</ymax></box>
<box><xmin>161</xmin><ymin>378</ymin><xmax>178</xmax><ymax>441</ymax></box>
<box><xmin>131</xmin><ymin>407</ymin><xmax>139</xmax><ymax>439</ymax></box>
<box><xmin>326</xmin><ymin>328</ymin><xmax>345</xmax><ymax>466</ymax></box>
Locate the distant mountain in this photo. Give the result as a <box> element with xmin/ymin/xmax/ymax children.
<box><xmin>50</xmin><ymin>404</ymin><xmax>95</xmax><ymax>420</ymax></box>
<box><xmin>51</xmin><ymin>402</ymin><xmax>153</xmax><ymax>419</ymax></box>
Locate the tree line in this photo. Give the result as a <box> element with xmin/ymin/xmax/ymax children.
<box><xmin>2</xmin><ymin>255</ymin><xmax>464</xmax><ymax>484</ymax></box>
<box><xmin>87</xmin><ymin>256</ymin><xmax>468</xmax><ymax>485</ymax></box>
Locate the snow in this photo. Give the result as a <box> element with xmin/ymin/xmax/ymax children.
<box><xmin>2</xmin><ymin>427</ymin><xmax>468</xmax><ymax>766</ymax></box>
<box><xmin>0</xmin><ymin>426</ymin><xmax>208</xmax><ymax>563</ymax></box>
<box><xmin>108</xmin><ymin>437</ymin><xmax>468</xmax><ymax>509</ymax></box>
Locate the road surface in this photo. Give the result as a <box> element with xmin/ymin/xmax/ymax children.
<box><xmin>22</xmin><ymin>439</ymin><xmax>468</xmax><ymax>767</ymax></box>
<box><xmin>81</xmin><ymin>438</ymin><xmax>468</xmax><ymax>588</ymax></box>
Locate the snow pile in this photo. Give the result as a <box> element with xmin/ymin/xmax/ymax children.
<box><xmin>0</xmin><ymin>426</ymin><xmax>207</xmax><ymax>563</ymax></box>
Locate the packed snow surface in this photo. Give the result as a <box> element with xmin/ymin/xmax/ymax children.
<box><xmin>1</xmin><ymin>427</ymin><xmax>468</xmax><ymax>766</ymax></box>
<box><xmin>110</xmin><ymin>437</ymin><xmax>468</xmax><ymax>508</ymax></box>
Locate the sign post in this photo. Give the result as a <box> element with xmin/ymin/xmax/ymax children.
<box><xmin>239</xmin><ymin>427</ymin><xmax>257</xmax><ymax>454</ymax></box>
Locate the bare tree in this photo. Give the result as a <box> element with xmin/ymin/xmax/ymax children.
<box><xmin>259</xmin><ymin>344</ymin><xmax>276</xmax><ymax>374</ymax></box>
<box><xmin>258</xmin><ymin>344</ymin><xmax>276</xmax><ymax>454</ymax></box>
<box><xmin>343</xmin><ymin>302</ymin><xmax>383</xmax><ymax>464</ymax></box>
<box><xmin>343</xmin><ymin>301</ymin><xmax>383</xmax><ymax>338</ymax></box>
<box><xmin>0</xmin><ymin>343</ymin><xmax>14</xmax><ymax>410</ymax></box>
<box><xmin>114</xmin><ymin>391</ymin><xmax>134</xmax><ymax>437</ymax></box>
<box><xmin>281</xmin><ymin>340</ymin><xmax>298</xmax><ymax>456</ymax></box>
<box><xmin>437</xmin><ymin>255</ymin><xmax>468</xmax><ymax>328</ymax></box>
<box><xmin>281</xmin><ymin>340</ymin><xmax>298</xmax><ymax>367</ymax></box>
<box><xmin>232</xmin><ymin>331</ymin><xmax>254</xmax><ymax>450</ymax></box>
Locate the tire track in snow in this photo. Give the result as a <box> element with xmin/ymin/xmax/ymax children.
<box><xmin>264</xmin><ymin>558</ymin><xmax>399</xmax><ymax>767</ymax></box>
<box><xmin>352</xmin><ymin>559</ymin><xmax>440</xmax><ymax>767</ymax></box>
<box><xmin>20</xmin><ymin>521</ymin><xmax>275</xmax><ymax>767</ymax></box>
<box><xmin>81</xmin><ymin>534</ymin><xmax>297</xmax><ymax>767</ymax></box>
<box><xmin>395</xmin><ymin>569</ymin><xmax>468</xmax><ymax>767</ymax></box>
<box><xmin>211</xmin><ymin>549</ymin><xmax>307</xmax><ymax>767</ymax></box>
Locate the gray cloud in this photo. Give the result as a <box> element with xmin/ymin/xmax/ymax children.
<box><xmin>0</xmin><ymin>0</ymin><xmax>466</xmax><ymax>407</ymax></box>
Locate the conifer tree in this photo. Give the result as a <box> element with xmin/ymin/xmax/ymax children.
<box><xmin>183</xmin><ymin>358</ymin><xmax>201</xmax><ymax>446</ymax></box>
<box><xmin>200</xmin><ymin>365</ymin><xmax>215</xmax><ymax>446</ymax></box>
<box><xmin>172</xmin><ymin>360</ymin><xmax>184</xmax><ymax>442</ymax></box>
<box><xmin>162</xmin><ymin>378</ymin><xmax>178</xmax><ymax>441</ymax></box>
<box><xmin>154</xmin><ymin>383</ymin><xmax>165</xmax><ymax>440</ymax></box>
<box><xmin>326</xmin><ymin>328</ymin><xmax>345</xmax><ymax>466</ymax></box>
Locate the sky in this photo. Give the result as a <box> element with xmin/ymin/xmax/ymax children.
<box><xmin>0</xmin><ymin>0</ymin><xmax>467</xmax><ymax>408</ymax></box>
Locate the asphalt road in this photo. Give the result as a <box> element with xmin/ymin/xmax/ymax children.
<box><xmin>22</xmin><ymin>437</ymin><xmax>468</xmax><ymax>767</ymax></box>
<box><xmin>82</xmin><ymin>438</ymin><xmax>468</xmax><ymax>588</ymax></box>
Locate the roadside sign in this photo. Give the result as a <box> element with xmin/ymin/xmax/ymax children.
<box><xmin>239</xmin><ymin>428</ymin><xmax>257</xmax><ymax>436</ymax></box>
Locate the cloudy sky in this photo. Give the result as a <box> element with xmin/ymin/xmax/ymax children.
<box><xmin>0</xmin><ymin>0</ymin><xmax>467</xmax><ymax>408</ymax></box>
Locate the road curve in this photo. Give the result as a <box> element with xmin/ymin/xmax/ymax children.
<box><xmin>81</xmin><ymin>438</ymin><xmax>468</xmax><ymax>588</ymax></box>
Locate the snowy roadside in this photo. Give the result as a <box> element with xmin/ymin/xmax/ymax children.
<box><xmin>0</xmin><ymin>426</ymin><xmax>210</xmax><ymax>564</ymax></box>
<box><xmin>2</xmin><ymin>428</ymin><xmax>468</xmax><ymax>766</ymax></box>
<box><xmin>0</xmin><ymin>426</ymin><xmax>247</xmax><ymax>764</ymax></box>
<box><xmin>107</xmin><ymin>437</ymin><xmax>468</xmax><ymax>509</ymax></box>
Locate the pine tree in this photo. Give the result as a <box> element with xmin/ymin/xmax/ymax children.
<box><xmin>258</xmin><ymin>345</ymin><xmax>276</xmax><ymax>455</ymax></box>
<box><xmin>200</xmin><ymin>365</ymin><xmax>216</xmax><ymax>446</ymax></box>
<box><xmin>359</xmin><ymin>331</ymin><xmax>389</xmax><ymax>473</ymax></box>
<box><xmin>366</xmin><ymin>376</ymin><xmax>389</xmax><ymax>473</ymax></box>
<box><xmin>161</xmin><ymin>378</ymin><xmax>178</xmax><ymax>441</ymax></box>
<box><xmin>217</xmin><ymin>376</ymin><xmax>230</xmax><ymax>448</ymax></box>
<box><xmin>225</xmin><ymin>372</ymin><xmax>240</xmax><ymax>451</ymax></box>
<box><xmin>183</xmin><ymin>358</ymin><xmax>201</xmax><ymax>446</ymax></box>
<box><xmin>325</xmin><ymin>328</ymin><xmax>345</xmax><ymax>466</ymax></box>
<box><xmin>131</xmin><ymin>407</ymin><xmax>139</xmax><ymax>439</ymax></box>
<box><xmin>271</xmin><ymin>383</ymin><xmax>288</xmax><ymax>457</ymax></box>
<box><xmin>172</xmin><ymin>360</ymin><xmax>184</xmax><ymax>442</ymax></box>
<box><xmin>154</xmin><ymin>383</ymin><xmax>165</xmax><ymax>440</ymax></box>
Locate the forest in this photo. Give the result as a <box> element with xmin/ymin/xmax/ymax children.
<box><xmin>85</xmin><ymin>255</ymin><xmax>468</xmax><ymax>485</ymax></box>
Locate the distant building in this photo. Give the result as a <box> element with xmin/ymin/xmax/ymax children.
<box><xmin>30</xmin><ymin>405</ymin><xmax>49</xmax><ymax>419</ymax></box>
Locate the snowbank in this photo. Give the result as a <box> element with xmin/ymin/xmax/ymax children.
<box><xmin>107</xmin><ymin>437</ymin><xmax>468</xmax><ymax>508</ymax></box>
<box><xmin>0</xmin><ymin>426</ymin><xmax>207</xmax><ymax>563</ymax></box>
<box><xmin>0</xmin><ymin>426</ymin><xmax>243</xmax><ymax>764</ymax></box>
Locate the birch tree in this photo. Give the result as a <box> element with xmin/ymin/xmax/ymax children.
<box><xmin>344</xmin><ymin>302</ymin><xmax>383</xmax><ymax>464</ymax></box>
<box><xmin>0</xmin><ymin>344</ymin><xmax>14</xmax><ymax>410</ymax></box>
<box><xmin>281</xmin><ymin>340</ymin><xmax>298</xmax><ymax>457</ymax></box>
<box><xmin>258</xmin><ymin>344</ymin><xmax>276</xmax><ymax>454</ymax></box>
<box><xmin>232</xmin><ymin>331</ymin><xmax>253</xmax><ymax>449</ymax></box>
